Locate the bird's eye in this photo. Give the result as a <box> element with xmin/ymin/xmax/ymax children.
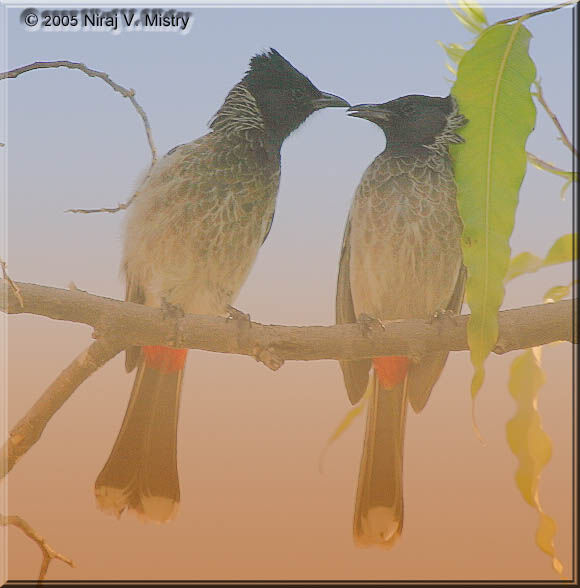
<box><xmin>401</xmin><ymin>104</ymin><xmax>416</xmax><ymax>116</ymax></box>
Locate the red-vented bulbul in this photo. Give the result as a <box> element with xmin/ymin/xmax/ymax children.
<box><xmin>336</xmin><ymin>94</ymin><xmax>467</xmax><ymax>547</ymax></box>
<box><xmin>95</xmin><ymin>48</ymin><xmax>349</xmax><ymax>522</ymax></box>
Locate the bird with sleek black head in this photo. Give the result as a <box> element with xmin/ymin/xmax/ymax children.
<box><xmin>95</xmin><ymin>48</ymin><xmax>349</xmax><ymax>522</ymax></box>
<box><xmin>337</xmin><ymin>94</ymin><xmax>467</xmax><ymax>547</ymax></box>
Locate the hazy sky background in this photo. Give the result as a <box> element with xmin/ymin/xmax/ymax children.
<box><xmin>1</xmin><ymin>1</ymin><xmax>575</xmax><ymax>582</ymax></box>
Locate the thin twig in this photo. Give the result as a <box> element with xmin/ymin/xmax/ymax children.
<box><xmin>494</xmin><ymin>0</ymin><xmax>577</xmax><ymax>26</ymax></box>
<box><xmin>533</xmin><ymin>80</ymin><xmax>579</xmax><ymax>158</ymax></box>
<box><xmin>0</xmin><ymin>256</ymin><xmax>24</xmax><ymax>307</ymax></box>
<box><xmin>527</xmin><ymin>152</ymin><xmax>578</xmax><ymax>180</ymax></box>
<box><xmin>65</xmin><ymin>193</ymin><xmax>138</xmax><ymax>214</ymax></box>
<box><xmin>0</xmin><ymin>60</ymin><xmax>157</xmax><ymax>213</ymax></box>
<box><xmin>1</xmin><ymin>514</ymin><xmax>75</xmax><ymax>583</ymax></box>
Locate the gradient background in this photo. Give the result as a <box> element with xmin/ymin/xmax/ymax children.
<box><xmin>1</xmin><ymin>0</ymin><xmax>575</xmax><ymax>582</ymax></box>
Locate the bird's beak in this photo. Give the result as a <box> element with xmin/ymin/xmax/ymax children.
<box><xmin>347</xmin><ymin>104</ymin><xmax>391</xmax><ymax>122</ymax></box>
<box><xmin>312</xmin><ymin>91</ymin><xmax>350</xmax><ymax>110</ymax></box>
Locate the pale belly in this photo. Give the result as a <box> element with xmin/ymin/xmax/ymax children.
<box><xmin>123</xmin><ymin>147</ymin><xmax>278</xmax><ymax>316</ymax></box>
<box><xmin>348</xmin><ymin>196</ymin><xmax>462</xmax><ymax>321</ymax></box>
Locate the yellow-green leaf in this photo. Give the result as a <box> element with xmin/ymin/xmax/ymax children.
<box><xmin>318</xmin><ymin>375</ymin><xmax>373</xmax><ymax>472</ymax></box>
<box><xmin>544</xmin><ymin>233</ymin><xmax>574</xmax><ymax>265</ymax></box>
<box><xmin>537</xmin><ymin>513</ymin><xmax>564</xmax><ymax>576</ymax></box>
<box><xmin>437</xmin><ymin>40</ymin><xmax>467</xmax><ymax>64</ymax></box>
<box><xmin>451</xmin><ymin>5</ymin><xmax>484</xmax><ymax>34</ymax></box>
<box><xmin>451</xmin><ymin>23</ymin><xmax>537</xmax><ymax>399</ymax></box>
<box><xmin>505</xmin><ymin>234</ymin><xmax>576</xmax><ymax>284</ymax></box>
<box><xmin>507</xmin><ymin>347</ymin><xmax>564</xmax><ymax>576</ymax></box>
<box><xmin>504</xmin><ymin>251</ymin><xmax>543</xmax><ymax>282</ymax></box>
<box><xmin>543</xmin><ymin>280</ymin><xmax>577</xmax><ymax>303</ymax></box>
<box><xmin>458</xmin><ymin>0</ymin><xmax>488</xmax><ymax>26</ymax></box>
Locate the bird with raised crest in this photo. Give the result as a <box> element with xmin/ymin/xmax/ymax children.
<box><xmin>95</xmin><ymin>48</ymin><xmax>349</xmax><ymax>522</ymax></box>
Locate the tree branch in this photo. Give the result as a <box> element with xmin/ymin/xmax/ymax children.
<box><xmin>0</xmin><ymin>336</ymin><xmax>125</xmax><ymax>480</ymax></box>
<box><xmin>0</xmin><ymin>279</ymin><xmax>575</xmax><ymax>491</ymax></box>
<box><xmin>2</xmin><ymin>280</ymin><xmax>575</xmax><ymax>363</ymax></box>
<box><xmin>494</xmin><ymin>0</ymin><xmax>577</xmax><ymax>26</ymax></box>
<box><xmin>533</xmin><ymin>79</ymin><xmax>578</xmax><ymax>158</ymax></box>
<box><xmin>0</xmin><ymin>60</ymin><xmax>157</xmax><ymax>214</ymax></box>
<box><xmin>1</xmin><ymin>256</ymin><xmax>23</xmax><ymax>307</ymax></box>
<box><xmin>1</xmin><ymin>514</ymin><xmax>75</xmax><ymax>583</ymax></box>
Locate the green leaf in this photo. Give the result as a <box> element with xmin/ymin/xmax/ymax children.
<box><xmin>544</xmin><ymin>233</ymin><xmax>574</xmax><ymax>265</ymax></box>
<box><xmin>505</xmin><ymin>234</ymin><xmax>576</xmax><ymax>284</ymax></box>
<box><xmin>504</xmin><ymin>251</ymin><xmax>543</xmax><ymax>282</ymax></box>
<box><xmin>506</xmin><ymin>347</ymin><xmax>564</xmax><ymax>577</ymax></box>
<box><xmin>450</xmin><ymin>22</ymin><xmax>537</xmax><ymax>399</ymax></box>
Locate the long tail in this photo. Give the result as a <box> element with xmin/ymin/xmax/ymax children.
<box><xmin>95</xmin><ymin>346</ymin><xmax>187</xmax><ymax>522</ymax></box>
<box><xmin>353</xmin><ymin>357</ymin><xmax>408</xmax><ymax>548</ymax></box>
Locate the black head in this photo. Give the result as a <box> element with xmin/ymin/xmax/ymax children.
<box><xmin>242</xmin><ymin>48</ymin><xmax>349</xmax><ymax>143</ymax></box>
<box><xmin>348</xmin><ymin>94</ymin><xmax>467</xmax><ymax>151</ymax></box>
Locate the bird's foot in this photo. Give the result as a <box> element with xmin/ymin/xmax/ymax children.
<box><xmin>160</xmin><ymin>298</ymin><xmax>185</xmax><ymax>320</ymax></box>
<box><xmin>358</xmin><ymin>312</ymin><xmax>386</xmax><ymax>336</ymax></box>
<box><xmin>227</xmin><ymin>304</ymin><xmax>252</xmax><ymax>326</ymax></box>
<box><xmin>160</xmin><ymin>299</ymin><xmax>186</xmax><ymax>347</ymax></box>
<box><xmin>429</xmin><ymin>308</ymin><xmax>458</xmax><ymax>325</ymax></box>
<box><xmin>429</xmin><ymin>308</ymin><xmax>458</xmax><ymax>336</ymax></box>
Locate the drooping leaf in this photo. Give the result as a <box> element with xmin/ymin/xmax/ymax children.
<box><xmin>504</xmin><ymin>251</ymin><xmax>543</xmax><ymax>282</ymax></box>
<box><xmin>318</xmin><ymin>374</ymin><xmax>373</xmax><ymax>473</ymax></box>
<box><xmin>506</xmin><ymin>347</ymin><xmax>564</xmax><ymax>576</ymax></box>
<box><xmin>450</xmin><ymin>22</ymin><xmax>537</xmax><ymax>399</ymax></box>
<box><xmin>505</xmin><ymin>234</ymin><xmax>576</xmax><ymax>283</ymax></box>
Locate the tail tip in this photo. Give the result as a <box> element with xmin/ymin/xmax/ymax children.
<box><xmin>95</xmin><ymin>485</ymin><xmax>179</xmax><ymax>523</ymax></box>
<box><xmin>355</xmin><ymin>506</ymin><xmax>402</xmax><ymax>549</ymax></box>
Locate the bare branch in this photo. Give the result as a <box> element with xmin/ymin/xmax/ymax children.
<box><xmin>0</xmin><ymin>279</ymin><xmax>574</xmax><ymax>485</ymax></box>
<box><xmin>0</xmin><ymin>256</ymin><xmax>24</xmax><ymax>307</ymax></box>
<box><xmin>0</xmin><ymin>60</ymin><xmax>157</xmax><ymax>213</ymax></box>
<box><xmin>2</xmin><ymin>281</ymin><xmax>575</xmax><ymax>363</ymax></box>
<box><xmin>1</xmin><ymin>514</ymin><xmax>75</xmax><ymax>583</ymax></box>
<box><xmin>533</xmin><ymin>80</ymin><xmax>578</xmax><ymax>158</ymax></box>
<box><xmin>65</xmin><ymin>193</ymin><xmax>138</xmax><ymax>215</ymax></box>
<box><xmin>0</xmin><ymin>337</ymin><xmax>125</xmax><ymax>480</ymax></box>
<box><xmin>494</xmin><ymin>0</ymin><xmax>577</xmax><ymax>26</ymax></box>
